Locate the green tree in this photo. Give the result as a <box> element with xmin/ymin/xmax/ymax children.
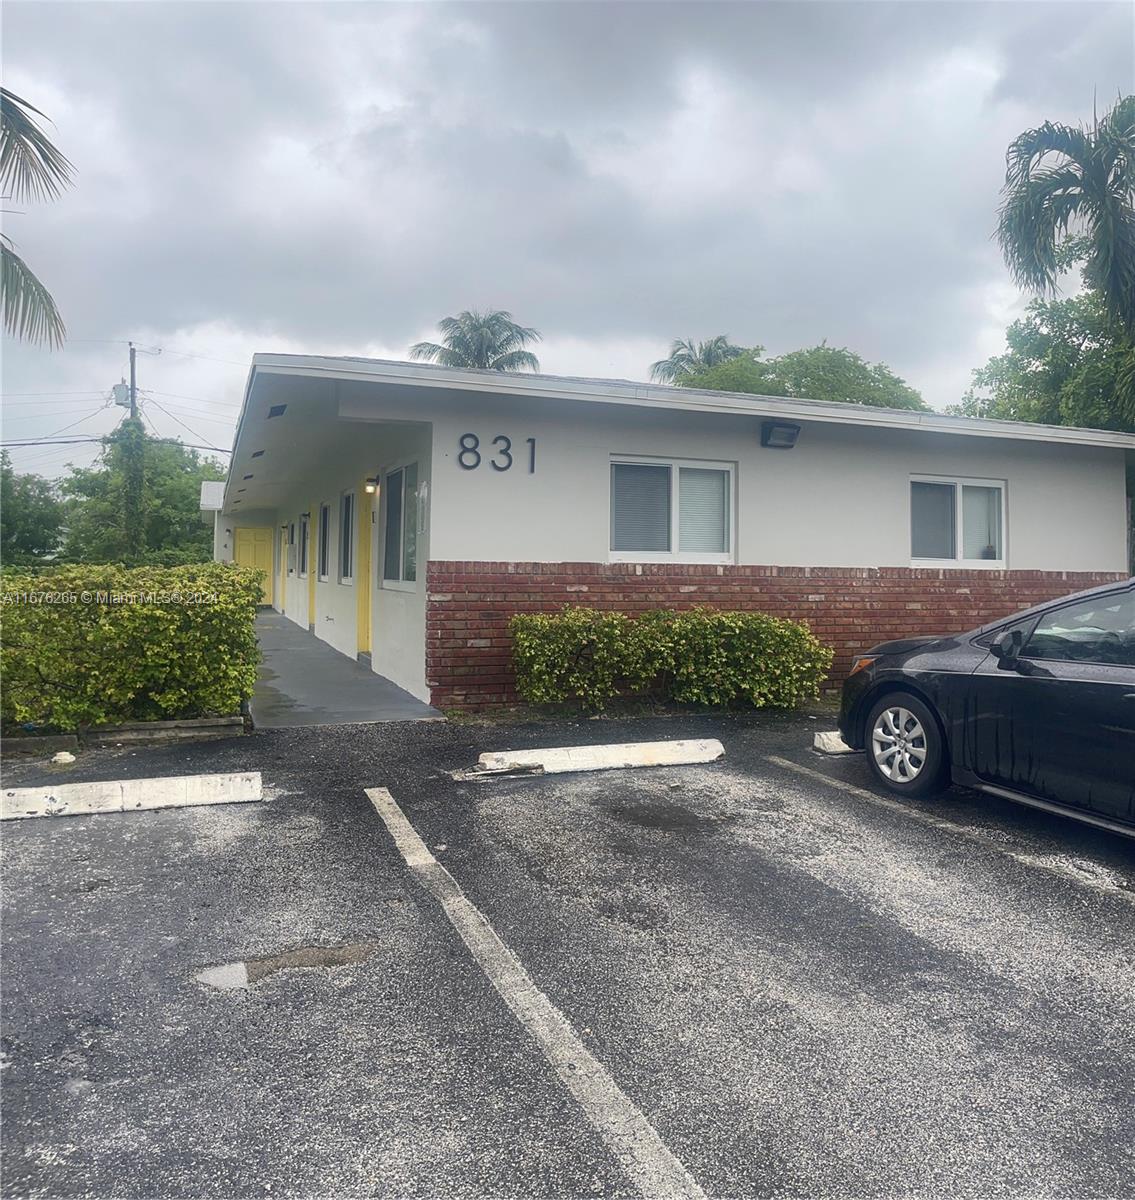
<box><xmin>997</xmin><ymin>95</ymin><xmax>1135</xmax><ymax>335</ymax></box>
<box><xmin>682</xmin><ymin>343</ymin><xmax>929</xmax><ymax>411</ymax></box>
<box><xmin>410</xmin><ymin>310</ymin><xmax>541</xmax><ymax>371</ymax></box>
<box><xmin>650</xmin><ymin>335</ymin><xmax>746</xmax><ymax>383</ymax></box>
<box><xmin>0</xmin><ymin>451</ymin><xmax>64</xmax><ymax>563</ymax></box>
<box><xmin>61</xmin><ymin>428</ymin><xmax>225</xmax><ymax>565</ymax></box>
<box><xmin>948</xmin><ymin>290</ymin><xmax>1134</xmax><ymax>432</ymax></box>
<box><xmin>1</xmin><ymin>88</ymin><xmax>74</xmax><ymax>347</ymax></box>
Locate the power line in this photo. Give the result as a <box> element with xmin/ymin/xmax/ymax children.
<box><xmin>1</xmin><ymin>435</ymin><xmax>231</xmax><ymax>453</ymax></box>
<box><xmin>151</xmin><ymin>348</ymin><xmax>248</xmax><ymax>368</ymax></box>
<box><xmin>142</xmin><ymin>395</ymin><xmax>225</xmax><ymax>451</ymax></box>
<box><xmin>145</xmin><ymin>396</ymin><xmax>239</xmax><ymax>415</ymax></box>
<box><xmin>0</xmin><ymin>390</ymin><xmax>109</xmax><ymax>398</ymax></box>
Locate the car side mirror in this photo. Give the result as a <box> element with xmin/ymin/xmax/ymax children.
<box><xmin>990</xmin><ymin>628</ymin><xmax>1023</xmax><ymax>667</ymax></box>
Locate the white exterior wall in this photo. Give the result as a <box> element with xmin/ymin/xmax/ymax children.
<box><xmin>239</xmin><ymin>422</ymin><xmax>433</xmax><ymax>702</ymax></box>
<box><xmin>371</xmin><ymin>424</ymin><xmax>432</xmax><ymax>700</ymax></box>
<box><xmin>423</xmin><ymin>397</ymin><xmax>1128</xmax><ymax>573</ymax></box>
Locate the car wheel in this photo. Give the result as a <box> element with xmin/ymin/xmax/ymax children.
<box><xmin>865</xmin><ymin>693</ymin><xmax>948</xmax><ymax>798</ymax></box>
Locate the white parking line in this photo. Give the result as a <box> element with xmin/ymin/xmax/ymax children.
<box><xmin>768</xmin><ymin>756</ymin><xmax>1135</xmax><ymax>905</ymax></box>
<box><xmin>365</xmin><ymin>786</ymin><xmax>707</xmax><ymax>1200</ymax></box>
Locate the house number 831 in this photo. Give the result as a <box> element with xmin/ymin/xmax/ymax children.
<box><xmin>458</xmin><ymin>434</ymin><xmax>536</xmax><ymax>474</ymax></box>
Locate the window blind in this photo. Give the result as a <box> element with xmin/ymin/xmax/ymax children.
<box><xmin>402</xmin><ymin>464</ymin><xmax>418</xmax><ymax>582</ymax></box>
<box><xmin>911</xmin><ymin>481</ymin><xmax>955</xmax><ymax>559</ymax></box>
<box><xmin>340</xmin><ymin>493</ymin><xmax>354</xmax><ymax>580</ymax></box>
<box><xmin>383</xmin><ymin>468</ymin><xmax>403</xmax><ymax>580</ymax></box>
<box><xmin>610</xmin><ymin>463</ymin><xmax>671</xmax><ymax>551</ymax></box>
<box><xmin>318</xmin><ymin>505</ymin><xmax>330</xmax><ymax>578</ymax></box>
<box><xmin>962</xmin><ymin>485</ymin><xmax>1001</xmax><ymax>560</ymax></box>
<box><xmin>679</xmin><ymin>468</ymin><xmax>728</xmax><ymax>553</ymax></box>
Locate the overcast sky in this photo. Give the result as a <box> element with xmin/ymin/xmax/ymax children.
<box><xmin>3</xmin><ymin>0</ymin><xmax>1132</xmax><ymax>478</ymax></box>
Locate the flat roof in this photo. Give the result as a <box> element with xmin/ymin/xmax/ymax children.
<box><xmin>245</xmin><ymin>353</ymin><xmax>1135</xmax><ymax>451</ymax></box>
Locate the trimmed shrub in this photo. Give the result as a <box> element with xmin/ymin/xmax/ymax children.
<box><xmin>509</xmin><ymin>605</ymin><xmax>833</xmax><ymax>712</ymax></box>
<box><xmin>1</xmin><ymin>563</ymin><xmax>262</xmax><ymax>730</ymax></box>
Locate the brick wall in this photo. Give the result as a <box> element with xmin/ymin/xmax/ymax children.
<box><xmin>425</xmin><ymin>561</ymin><xmax>1127</xmax><ymax>710</ymax></box>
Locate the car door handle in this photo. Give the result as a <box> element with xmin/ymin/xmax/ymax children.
<box><xmin>1126</xmin><ymin>693</ymin><xmax>1135</xmax><ymax>701</ymax></box>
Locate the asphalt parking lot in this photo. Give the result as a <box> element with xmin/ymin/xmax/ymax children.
<box><xmin>3</xmin><ymin>713</ymin><xmax>1134</xmax><ymax>1198</ymax></box>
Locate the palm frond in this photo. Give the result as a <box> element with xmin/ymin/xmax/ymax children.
<box><xmin>411</xmin><ymin>310</ymin><xmax>541</xmax><ymax>371</ymax></box>
<box><xmin>489</xmin><ymin>349</ymin><xmax>540</xmax><ymax>372</ymax></box>
<box><xmin>1</xmin><ymin>235</ymin><xmax>66</xmax><ymax>347</ymax></box>
<box><xmin>0</xmin><ymin>87</ymin><xmax>74</xmax><ymax>203</ymax></box>
<box><xmin>1003</xmin><ymin>121</ymin><xmax>1093</xmax><ymax>190</ymax></box>
<box><xmin>650</xmin><ymin>335</ymin><xmax>741</xmax><ymax>382</ymax></box>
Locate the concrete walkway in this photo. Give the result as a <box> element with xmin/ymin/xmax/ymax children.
<box><xmin>251</xmin><ymin>610</ymin><xmax>440</xmax><ymax>728</ymax></box>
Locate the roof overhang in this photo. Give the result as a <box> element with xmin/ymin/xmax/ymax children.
<box><xmin>219</xmin><ymin>353</ymin><xmax>1135</xmax><ymax>510</ymax></box>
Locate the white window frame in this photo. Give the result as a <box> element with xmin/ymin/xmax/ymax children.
<box><xmin>910</xmin><ymin>474</ymin><xmax>1007</xmax><ymax>569</ymax></box>
<box><xmin>609</xmin><ymin>455</ymin><xmax>736</xmax><ymax>565</ymax></box>
<box><xmin>287</xmin><ymin>522</ymin><xmax>296</xmax><ymax>576</ymax></box>
<box><xmin>298</xmin><ymin>513</ymin><xmax>310</xmax><ymax>578</ymax></box>
<box><xmin>317</xmin><ymin>502</ymin><xmax>331</xmax><ymax>583</ymax></box>
<box><xmin>381</xmin><ymin>461</ymin><xmax>421</xmax><ymax>593</ymax></box>
<box><xmin>338</xmin><ymin>490</ymin><xmax>355</xmax><ymax>586</ymax></box>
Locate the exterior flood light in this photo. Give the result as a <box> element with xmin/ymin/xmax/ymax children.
<box><xmin>364</xmin><ymin>477</ymin><xmax>378</xmax><ymax>494</ymax></box>
<box><xmin>760</xmin><ymin>420</ymin><xmax>801</xmax><ymax>449</ymax></box>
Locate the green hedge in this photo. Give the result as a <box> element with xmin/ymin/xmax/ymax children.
<box><xmin>1</xmin><ymin>563</ymin><xmax>263</xmax><ymax>730</ymax></box>
<box><xmin>509</xmin><ymin>606</ymin><xmax>833</xmax><ymax>712</ymax></box>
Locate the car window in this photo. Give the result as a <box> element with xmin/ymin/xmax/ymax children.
<box><xmin>974</xmin><ymin>615</ymin><xmax>1035</xmax><ymax>649</ymax></box>
<box><xmin>1021</xmin><ymin>591</ymin><xmax>1135</xmax><ymax>666</ymax></box>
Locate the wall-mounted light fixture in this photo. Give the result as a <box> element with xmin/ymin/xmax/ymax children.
<box><xmin>364</xmin><ymin>477</ymin><xmax>378</xmax><ymax>494</ymax></box>
<box><xmin>760</xmin><ymin>420</ymin><xmax>801</xmax><ymax>450</ymax></box>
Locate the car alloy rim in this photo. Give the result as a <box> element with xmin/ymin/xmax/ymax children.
<box><xmin>871</xmin><ymin>706</ymin><xmax>927</xmax><ymax>782</ymax></box>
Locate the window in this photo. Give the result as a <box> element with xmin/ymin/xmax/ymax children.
<box><xmin>610</xmin><ymin>459</ymin><xmax>732</xmax><ymax>561</ymax></box>
<box><xmin>317</xmin><ymin>503</ymin><xmax>331</xmax><ymax>581</ymax></box>
<box><xmin>911</xmin><ymin>478</ymin><xmax>1004</xmax><ymax>565</ymax></box>
<box><xmin>339</xmin><ymin>491</ymin><xmax>355</xmax><ymax>584</ymax></box>
<box><xmin>1023</xmin><ymin>591</ymin><xmax>1135</xmax><ymax>666</ymax></box>
<box><xmin>298</xmin><ymin>513</ymin><xmax>310</xmax><ymax>577</ymax></box>
<box><xmin>287</xmin><ymin>522</ymin><xmax>296</xmax><ymax>575</ymax></box>
<box><xmin>383</xmin><ymin>463</ymin><xmax>419</xmax><ymax>586</ymax></box>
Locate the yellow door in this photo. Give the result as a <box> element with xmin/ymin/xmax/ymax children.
<box><xmin>234</xmin><ymin>527</ymin><xmax>274</xmax><ymax>604</ymax></box>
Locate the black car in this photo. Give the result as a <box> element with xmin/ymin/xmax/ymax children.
<box><xmin>838</xmin><ymin>579</ymin><xmax>1135</xmax><ymax>838</ymax></box>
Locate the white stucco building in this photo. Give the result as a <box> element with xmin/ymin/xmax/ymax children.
<box><xmin>205</xmin><ymin>354</ymin><xmax>1134</xmax><ymax>708</ymax></box>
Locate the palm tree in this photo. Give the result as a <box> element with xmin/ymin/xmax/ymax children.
<box><xmin>997</xmin><ymin>95</ymin><xmax>1135</xmax><ymax>334</ymax></box>
<box><xmin>409</xmin><ymin>310</ymin><xmax>541</xmax><ymax>371</ymax></box>
<box><xmin>1</xmin><ymin>87</ymin><xmax>74</xmax><ymax>347</ymax></box>
<box><xmin>650</xmin><ymin>336</ymin><xmax>744</xmax><ymax>383</ymax></box>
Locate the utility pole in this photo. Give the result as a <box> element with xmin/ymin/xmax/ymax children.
<box><xmin>128</xmin><ymin>341</ymin><xmax>137</xmax><ymax>419</ymax></box>
<box><xmin>121</xmin><ymin>341</ymin><xmax>144</xmax><ymax>562</ymax></box>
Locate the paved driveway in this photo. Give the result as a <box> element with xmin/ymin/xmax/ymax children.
<box><xmin>3</xmin><ymin>714</ymin><xmax>1133</xmax><ymax>1197</ymax></box>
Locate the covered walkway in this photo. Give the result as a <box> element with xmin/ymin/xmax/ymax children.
<box><xmin>251</xmin><ymin>611</ymin><xmax>440</xmax><ymax>728</ymax></box>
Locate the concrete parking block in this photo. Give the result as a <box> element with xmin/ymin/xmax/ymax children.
<box><xmin>474</xmin><ymin>738</ymin><xmax>725</xmax><ymax>777</ymax></box>
<box><xmin>2</xmin><ymin>771</ymin><xmax>262</xmax><ymax>820</ymax></box>
<box><xmin>813</xmin><ymin>731</ymin><xmax>856</xmax><ymax>754</ymax></box>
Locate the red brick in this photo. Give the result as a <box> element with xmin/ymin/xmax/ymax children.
<box><xmin>426</xmin><ymin>559</ymin><xmax>1123</xmax><ymax>707</ymax></box>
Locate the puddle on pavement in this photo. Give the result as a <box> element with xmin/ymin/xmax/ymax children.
<box><xmin>194</xmin><ymin>941</ymin><xmax>376</xmax><ymax>991</ymax></box>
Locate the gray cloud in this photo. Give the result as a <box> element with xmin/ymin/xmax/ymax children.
<box><xmin>3</xmin><ymin>1</ymin><xmax>1133</xmax><ymax>475</ymax></box>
